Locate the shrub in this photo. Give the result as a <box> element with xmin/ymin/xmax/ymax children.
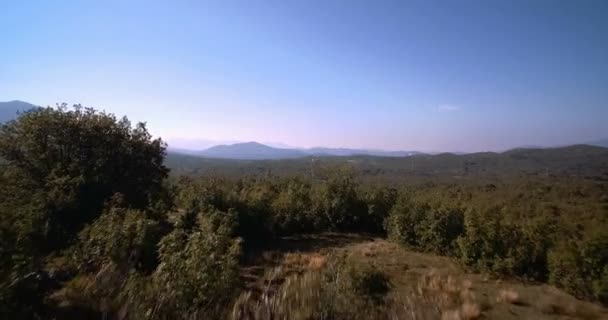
<box><xmin>548</xmin><ymin>230</ymin><xmax>608</xmax><ymax>304</ymax></box>
<box><xmin>271</xmin><ymin>178</ymin><xmax>314</xmax><ymax>234</ymax></box>
<box><xmin>417</xmin><ymin>207</ymin><xmax>464</xmax><ymax>254</ymax></box>
<box><xmin>233</xmin><ymin>179</ymin><xmax>277</xmax><ymax>244</ymax></box>
<box><xmin>72</xmin><ymin>204</ymin><xmax>164</xmax><ymax>273</ymax></box>
<box><xmin>386</xmin><ymin>198</ymin><xmax>464</xmax><ymax>254</ymax></box>
<box><xmin>361</xmin><ymin>186</ymin><xmax>397</xmax><ymax>235</ymax></box>
<box><xmin>456</xmin><ymin>208</ymin><xmax>550</xmax><ymax>279</ymax></box>
<box><xmin>176</xmin><ymin>176</ymin><xmax>235</xmax><ymax>212</ymax></box>
<box><xmin>150</xmin><ymin>209</ymin><xmax>242</xmax><ymax>319</ymax></box>
<box><xmin>311</xmin><ymin>172</ymin><xmax>366</xmax><ymax>232</ymax></box>
<box><xmin>385</xmin><ymin>194</ymin><xmax>423</xmax><ymax>246</ymax></box>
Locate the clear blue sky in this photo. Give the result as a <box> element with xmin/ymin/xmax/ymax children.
<box><xmin>1</xmin><ymin>0</ymin><xmax>607</xmax><ymax>152</ymax></box>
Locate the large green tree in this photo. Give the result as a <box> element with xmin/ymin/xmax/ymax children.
<box><xmin>0</xmin><ymin>104</ymin><xmax>168</xmax><ymax>249</ymax></box>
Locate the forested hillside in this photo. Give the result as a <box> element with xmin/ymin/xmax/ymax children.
<box><xmin>1</xmin><ymin>106</ymin><xmax>606</xmax><ymax>319</ymax></box>
<box><xmin>166</xmin><ymin>145</ymin><xmax>608</xmax><ymax>182</ymax></box>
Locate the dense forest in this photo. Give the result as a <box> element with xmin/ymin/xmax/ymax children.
<box><xmin>1</xmin><ymin>106</ymin><xmax>607</xmax><ymax>319</ymax></box>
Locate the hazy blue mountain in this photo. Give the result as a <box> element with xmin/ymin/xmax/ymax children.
<box><xmin>199</xmin><ymin>142</ymin><xmax>307</xmax><ymax>160</ymax></box>
<box><xmin>167</xmin><ymin>138</ymin><xmax>242</xmax><ymax>151</ymax></box>
<box><xmin>511</xmin><ymin>145</ymin><xmax>544</xmax><ymax>150</ymax></box>
<box><xmin>586</xmin><ymin>139</ymin><xmax>608</xmax><ymax>148</ymax></box>
<box><xmin>259</xmin><ymin>141</ymin><xmax>295</xmax><ymax>149</ymax></box>
<box><xmin>306</xmin><ymin>147</ymin><xmax>421</xmax><ymax>157</ymax></box>
<box><xmin>176</xmin><ymin>142</ymin><xmax>425</xmax><ymax>160</ymax></box>
<box><xmin>0</xmin><ymin>100</ymin><xmax>38</xmax><ymax>123</ymax></box>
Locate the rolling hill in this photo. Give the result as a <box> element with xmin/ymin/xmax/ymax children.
<box><xmin>0</xmin><ymin>100</ymin><xmax>38</xmax><ymax>123</ymax></box>
<box><xmin>198</xmin><ymin>141</ymin><xmax>307</xmax><ymax>160</ymax></box>
<box><xmin>166</xmin><ymin>144</ymin><xmax>608</xmax><ymax>181</ymax></box>
<box><xmin>305</xmin><ymin>147</ymin><xmax>421</xmax><ymax>157</ymax></box>
<box><xmin>174</xmin><ymin>142</ymin><xmax>423</xmax><ymax>160</ymax></box>
<box><xmin>586</xmin><ymin>139</ymin><xmax>608</xmax><ymax>148</ymax></box>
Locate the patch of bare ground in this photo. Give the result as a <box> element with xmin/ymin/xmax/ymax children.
<box><xmin>238</xmin><ymin>233</ymin><xmax>608</xmax><ymax>320</ymax></box>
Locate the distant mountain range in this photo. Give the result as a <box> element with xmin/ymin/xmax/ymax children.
<box><xmin>586</xmin><ymin>139</ymin><xmax>608</xmax><ymax>148</ymax></box>
<box><xmin>165</xmin><ymin>144</ymin><xmax>608</xmax><ymax>179</ymax></box>
<box><xmin>176</xmin><ymin>142</ymin><xmax>423</xmax><ymax>160</ymax></box>
<box><xmin>199</xmin><ymin>142</ymin><xmax>307</xmax><ymax>160</ymax></box>
<box><xmin>0</xmin><ymin>100</ymin><xmax>38</xmax><ymax>123</ymax></box>
<box><xmin>173</xmin><ymin>140</ymin><xmax>608</xmax><ymax>160</ymax></box>
<box><xmin>2</xmin><ymin>100</ymin><xmax>607</xmax><ymax>158</ymax></box>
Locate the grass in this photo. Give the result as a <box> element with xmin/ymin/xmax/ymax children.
<box><xmin>235</xmin><ymin>233</ymin><xmax>608</xmax><ymax>320</ymax></box>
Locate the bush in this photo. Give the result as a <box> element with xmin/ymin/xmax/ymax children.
<box><xmin>417</xmin><ymin>207</ymin><xmax>464</xmax><ymax>254</ymax></box>
<box><xmin>175</xmin><ymin>176</ymin><xmax>235</xmax><ymax>212</ymax></box>
<box><xmin>361</xmin><ymin>186</ymin><xmax>397</xmax><ymax>235</ymax></box>
<box><xmin>386</xmin><ymin>197</ymin><xmax>464</xmax><ymax>254</ymax></box>
<box><xmin>150</xmin><ymin>208</ymin><xmax>242</xmax><ymax>319</ymax></box>
<box><xmin>311</xmin><ymin>172</ymin><xmax>366</xmax><ymax>232</ymax></box>
<box><xmin>548</xmin><ymin>230</ymin><xmax>608</xmax><ymax>304</ymax></box>
<box><xmin>72</xmin><ymin>203</ymin><xmax>164</xmax><ymax>273</ymax></box>
<box><xmin>233</xmin><ymin>179</ymin><xmax>277</xmax><ymax>244</ymax></box>
<box><xmin>456</xmin><ymin>208</ymin><xmax>550</xmax><ymax>279</ymax></box>
<box><xmin>385</xmin><ymin>193</ymin><xmax>422</xmax><ymax>246</ymax></box>
<box><xmin>271</xmin><ymin>178</ymin><xmax>314</xmax><ymax>234</ymax></box>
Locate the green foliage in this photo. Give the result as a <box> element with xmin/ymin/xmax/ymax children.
<box><xmin>271</xmin><ymin>177</ymin><xmax>314</xmax><ymax>234</ymax></box>
<box><xmin>386</xmin><ymin>196</ymin><xmax>464</xmax><ymax>254</ymax></box>
<box><xmin>1</xmin><ymin>103</ymin><xmax>607</xmax><ymax>317</ymax></box>
<box><xmin>385</xmin><ymin>200</ymin><xmax>425</xmax><ymax>247</ymax></box>
<box><xmin>234</xmin><ymin>179</ymin><xmax>277</xmax><ymax>243</ymax></box>
<box><xmin>175</xmin><ymin>176</ymin><xmax>235</xmax><ymax>212</ymax></box>
<box><xmin>0</xmin><ymin>105</ymin><xmax>168</xmax><ymax>250</ymax></box>
<box><xmin>594</xmin><ymin>267</ymin><xmax>608</xmax><ymax>305</ymax></box>
<box><xmin>166</xmin><ymin>144</ymin><xmax>608</xmax><ymax>180</ymax></box>
<box><xmin>311</xmin><ymin>170</ymin><xmax>366</xmax><ymax>231</ymax></box>
<box><xmin>361</xmin><ymin>186</ymin><xmax>397</xmax><ymax>235</ymax></box>
<box><xmin>173</xmin><ymin>172</ymin><xmax>382</xmax><ymax>241</ymax></box>
<box><xmin>548</xmin><ymin>242</ymin><xmax>588</xmax><ymax>298</ymax></box>
<box><xmin>72</xmin><ymin>203</ymin><xmax>164</xmax><ymax>273</ymax></box>
<box><xmin>0</xmin><ymin>105</ymin><xmax>170</xmax><ymax>318</ymax></box>
<box><xmin>456</xmin><ymin>208</ymin><xmax>551</xmax><ymax>279</ymax></box>
<box><xmin>417</xmin><ymin>207</ymin><xmax>465</xmax><ymax>254</ymax></box>
<box><xmin>549</xmin><ymin>230</ymin><xmax>608</xmax><ymax>304</ymax></box>
<box><xmin>151</xmin><ymin>208</ymin><xmax>242</xmax><ymax>319</ymax></box>
<box><xmin>62</xmin><ymin>207</ymin><xmax>241</xmax><ymax>319</ymax></box>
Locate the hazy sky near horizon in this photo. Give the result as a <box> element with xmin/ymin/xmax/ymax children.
<box><xmin>1</xmin><ymin>0</ymin><xmax>607</xmax><ymax>152</ymax></box>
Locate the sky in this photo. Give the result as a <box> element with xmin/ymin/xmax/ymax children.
<box><xmin>1</xmin><ymin>0</ymin><xmax>607</xmax><ymax>152</ymax></box>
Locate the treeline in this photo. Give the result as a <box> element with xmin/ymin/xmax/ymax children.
<box><xmin>0</xmin><ymin>106</ymin><xmax>606</xmax><ymax>319</ymax></box>
<box><xmin>174</xmin><ymin>170</ymin><xmax>395</xmax><ymax>241</ymax></box>
<box><xmin>174</xmin><ymin>174</ymin><xmax>608</xmax><ymax>304</ymax></box>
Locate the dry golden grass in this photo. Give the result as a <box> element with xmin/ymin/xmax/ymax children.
<box><xmin>461</xmin><ymin>279</ymin><xmax>473</xmax><ymax>291</ymax></box>
<box><xmin>460</xmin><ymin>302</ymin><xmax>481</xmax><ymax>319</ymax></box>
<box><xmin>536</xmin><ymin>290</ymin><xmax>606</xmax><ymax>320</ymax></box>
<box><xmin>282</xmin><ymin>252</ymin><xmax>327</xmax><ymax>271</ymax></box>
<box><xmin>236</xmin><ymin>234</ymin><xmax>608</xmax><ymax>320</ymax></box>
<box><xmin>416</xmin><ymin>271</ymin><xmax>482</xmax><ymax>319</ymax></box>
<box><xmin>307</xmin><ymin>254</ymin><xmax>327</xmax><ymax>270</ymax></box>
<box><xmin>496</xmin><ymin>288</ymin><xmax>521</xmax><ymax>305</ymax></box>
